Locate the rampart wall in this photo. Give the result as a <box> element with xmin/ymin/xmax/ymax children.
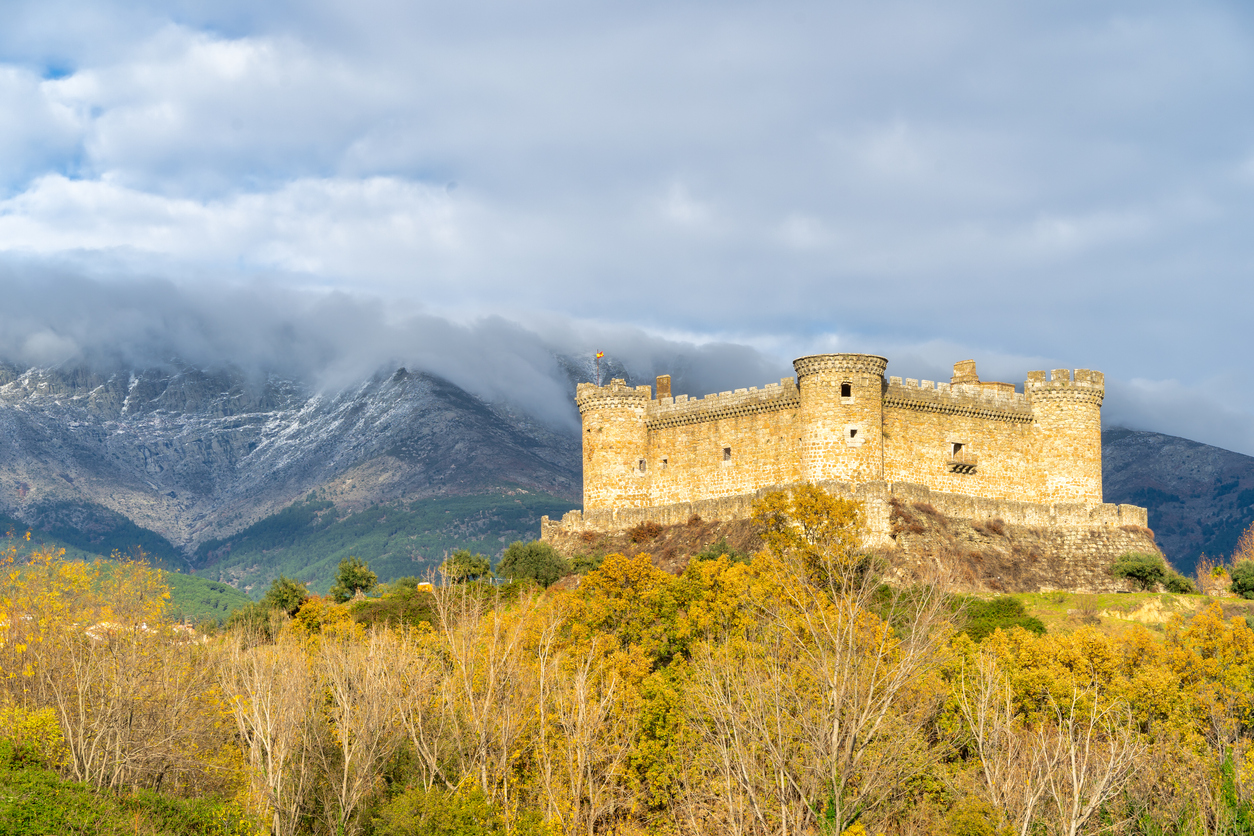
<box><xmin>881</xmin><ymin>376</ymin><xmax>1039</xmax><ymax>501</ymax></box>
<box><xmin>541</xmin><ymin>479</ymin><xmax>1148</xmax><ymax>552</ymax></box>
<box><xmin>644</xmin><ymin>380</ymin><xmax>802</xmax><ymax>505</ymax></box>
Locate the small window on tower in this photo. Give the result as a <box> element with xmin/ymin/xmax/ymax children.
<box><xmin>723</xmin><ymin>447</ymin><xmax>732</xmax><ymax>461</ymax></box>
<box><xmin>840</xmin><ymin>382</ymin><xmax>852</xmax><ymax>398</ymax></box>
<box><xmin>638</xmin><ymin>459</ymin><xmax>647</xmax><ymax>473</ymax></box>
<box><xmin>952</xmin><ymin>442</ymin><xmax>964</xmax><ymax>457</ymax></box>
<box><xmin>661</xmin><ymin>458</ymin><xmax>668</xmax><ymax>469</ymax></box>
<box><xmin>848</xmin><ymin>428</ymin><xmax>858</xmax><ymax>439</ymax></box>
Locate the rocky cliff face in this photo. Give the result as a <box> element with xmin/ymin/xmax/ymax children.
<box><xmin>0</xmin><ymin>363</ymin><xmax>580</xmax><ymax>557</ymax></box>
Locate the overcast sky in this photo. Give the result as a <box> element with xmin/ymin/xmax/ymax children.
<box><xmin>2</xmin><ymin>1</ymin><xmax>1253</xmax><ymax>452</ymax></box>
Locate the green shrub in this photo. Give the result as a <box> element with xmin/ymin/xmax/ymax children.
<box><xmin>0</xmin><ymin>759</ymin><xmax>257</xmax><ymax>836</ymax></box>
<box><xmin>572</xmin><ymin>550</ymin><xmax>605</xmax><ymax>574</ymax></box>
<box><xmin>1112</xmin><ymin>552</ymin><xmax>1168</xmax><ymax>591</ymax></box>
<box><xmin>497</xmin><ymin>541</ymin><xmax>571</xmax><ymax>587</ymax></box>
<box><xmin>692</xmin><ymin>536</ymin><xmax>750</xmax><ymax>564</ymax></box>
<box><xmin>957</xmin><ymin>595</ymin><xmax>1046</xmax><ymax>642</ymax></box>
<box><xmin>1232</xmin><ymin>560</ymin><xmax>1254</xmax><ymax>599</ymax></box>
<box><xmin>440</xmin><ymin>550</ymin><xmax>492</xmax><ymax>583</ymax></box>
<box><xmin>372</xmin><ymin>786</ymin><xmax>547</xmax><ymax>836</ymax></box>
<box><xmin>351</xmin><ymin>580</ymin><xmax>435</xmax><ymax>628</ymax></box>
<box><xmin>1163</xmin><ymin>572</ymin><xmax>1197</xmax><ymax>594</ymax></box>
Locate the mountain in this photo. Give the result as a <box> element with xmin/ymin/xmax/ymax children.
<box><xmin>0</xmin><ymin>358</ymin><xmax>1246</xmax><ymax>588</ymax></box>
<box><xmin>0</xmin><ymin>363</ymin><xmax>581</xmax><ymax>569</ymax></box>
<box><xmin>1102</xmin><ymin>428</ymin><xmax>1254</xmax><ymax>574</ymax></box>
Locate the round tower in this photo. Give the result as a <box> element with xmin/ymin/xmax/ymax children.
<box><xmin>576</xmin><ymin>379</ymin><xmax>652</xmax><ymax>510</ymax></box>
<box><xmin>1025</xmin><ymin>368</ymin><xmax>1104</xmax><ymax>504</ymax></box>
<box><xmin>793</xmin><ymin>353</ymin><xmax>888</xmax><ymax>485</ymax></box>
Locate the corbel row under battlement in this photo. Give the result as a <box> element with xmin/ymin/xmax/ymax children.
<box><xmin>885</xmin><ymin>377</ymin><xmax>1035</xmax><ymax>423</ymax></box>
<box><xmin>645</xmin><ymin>378</ymin><xmax>800</xmax><ymax>430</ymax></box>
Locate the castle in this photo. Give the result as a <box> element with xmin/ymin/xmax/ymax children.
<box><xmin>542</xmin><ymin>354</ymin><xmax>1153</xmax><ymax>585</ymax></box>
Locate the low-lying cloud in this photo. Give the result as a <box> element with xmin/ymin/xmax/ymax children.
<box><xmin>4</xmin><ymin>268</ymin><xmax>1252</xmax><ymax>458</ymax></box>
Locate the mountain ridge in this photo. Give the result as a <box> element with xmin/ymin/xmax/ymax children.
<box><xmin>0</xmin><ymin>359</ymin><xmax>1249</xmax><ymax>582</ymax></box>
<box><xmin>0</xmin><ymin>362</ymin><xmax>581</xmax><ymax>558</ymax></box>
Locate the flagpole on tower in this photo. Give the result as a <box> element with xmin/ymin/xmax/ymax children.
<box><xmin>595</xmin><ymin>351</ymin><xmax>604</xmax><ymax>386</ymax></box>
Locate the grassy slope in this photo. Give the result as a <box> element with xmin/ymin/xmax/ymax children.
<box><xmin>197</xmin><ymin>491</ymin><xmax>581</xmax><ymax>596</ymax></box>
<box><xmin>0</xmin><ymin>759</ymin><xmax>253</xmax><ymax>835</ymax></box>
<box><xmin>1014</xmin><ymin>590</ymin><xmax>1254</xmax><ymax>637</ymax></box>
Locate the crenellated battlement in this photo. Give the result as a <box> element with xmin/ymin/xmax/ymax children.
<box><xmin>885</xmin><ymin>375</ymin><xmax>1032</xmax><ymax>423</ymax></box>
<box><xmin>1024</xmin><ymin>368</ymin><xmax>1106</xmax><ymax>406</ymax></box>
<box><xmin>576</xmin><ymin>378</ymin><xmax>652</xmax><ymax>413</ymax></box>
<box><xmin>646</xmin><ymin>377</ymin><xmax>799</xmax><ymax>430</ymax></box>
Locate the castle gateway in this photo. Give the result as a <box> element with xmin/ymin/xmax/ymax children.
<box><xmin>543</xmin><ymin>354</ymin><xmax>1152</xmax><ymax>570</ymax></box>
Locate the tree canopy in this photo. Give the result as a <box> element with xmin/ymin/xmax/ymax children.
<box><xmin>261</xmin><ymin>574</ymin><xmax>309</xmax><ymax>615</ymax></box>
<box><xmin>329</xmin><ymin>556</ymin><xmax>377</xmax><ymax>603</ymax></box>
<box><xmin>496</xmin><ymin>540</ymin><xmax>570</xmax><ymax>587</ymax></box>
<box><xmin>439</xmin><ymin>549</ymin><xmax>492</xmax><ymax>583</ymax></box>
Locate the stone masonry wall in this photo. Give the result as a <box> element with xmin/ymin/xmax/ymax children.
<box><xmin>644</xmin><ymin>379</ymin><xmax>802</xmax><ymax>505</ymax></box>
<box><xmin>540</xmin><ymin>480</ymin><xmax>1152</xmax><ymax>593</ymax></box>
<box><xmin>882</xmin><ymin>377</ymin><xmax>1041</xmax><ymax>502</ymax></box>
<box><xmin>542</xmin><ymin>479</ymin><xmax>1147</xmax><ymax>546</ymax></box>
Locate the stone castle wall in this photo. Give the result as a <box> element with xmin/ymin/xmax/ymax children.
<box><xmin>553</xmin><ymin>352</ymin><xmax>1151</xmax><ymax>592</ymax></box>
<box><xmin>575</xmin><ymin>354</ymin><xmax>1109</xmax><ymax>514</ymax></box>
<box><xmin>541</xmin><ymin>479</ymin><xmax>1148</xmax><ymax>551</ymax></box>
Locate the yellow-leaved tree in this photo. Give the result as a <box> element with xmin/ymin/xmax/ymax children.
<box><xmin>689</xmin><ymin>484</ymin><xmax>953</xmax><ymax>835</ymax></box>
<box><xmin>0</xmin><ymin>545</ymin><xmax>234</xmax><ymax>794</ymax></box>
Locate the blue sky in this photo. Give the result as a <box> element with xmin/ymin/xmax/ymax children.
<box><xmin>2</xmin><ymin>1</ymin><xmax>1254</xmax><ymax>452</ymax></box>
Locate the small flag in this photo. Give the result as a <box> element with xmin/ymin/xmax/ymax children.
<box><xmin>596</xmin><ymin>352</ymin><xmax>604</xmax><ymax>359</ymax></box>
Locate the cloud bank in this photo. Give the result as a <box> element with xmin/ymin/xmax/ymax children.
<box><xmin>0</xmin><ymin>2</ymin><xmax>1251</xmax><ymax>452</ymax></box>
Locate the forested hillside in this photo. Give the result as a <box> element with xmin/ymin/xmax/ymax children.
<box><xmin>196</xmin><ymin>490</ymin><xmax>579</xmax><ymax>595</ymax></box>
<box><xmin>6</xmin><ymin>487</ymin><xmax>1254</xmax><ymax>836</ymax></box>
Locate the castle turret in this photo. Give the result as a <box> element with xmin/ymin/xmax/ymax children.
<box><xmin>794</xmin><ymin>353</ymin><xmax>888</xmax><ymax>485</ymax></box>
<box><xmin>576</xmin><ymin>378</ymin><xmax>652</xmax><ymax>510</ymax></box>
<box><xmin>1025</xmin><ymin>368</ymin><xmax>1104</xmax><ymax>503</ymax></box>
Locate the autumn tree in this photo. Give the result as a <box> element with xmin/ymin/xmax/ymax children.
<box><xmin>956</xmin><ymin>652</ymin><xmax>1058</xmax><ymax>836</ymax></box>
<box><xmin>219</xmin><ymin>629</ymin><xmax>320</xmax><ymax>836</ymax></box>
<box><xmin>429</xmin><ymin>574</ymin><xmax>533</xmax><ymax>813</ymax></box>
<box><xmin>315</xmin><ymin>627</ymin><xmax>406</xmax><ymax>835</ymax></box>
<box><xmin>692</xmin><ymin>485</ymin><xmax>953</xmax><ymax>834</ymax></box>
<box><xmin>1</xmin><ymin>548</ymin><xmax>232</xmax><ymax>794</ymax></box>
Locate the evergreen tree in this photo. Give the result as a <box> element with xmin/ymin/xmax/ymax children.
<box><xmin>261</xmin><ymin>575</ymin><xmax>309</xmax><ymax>615</ymax></box>
<box><xmin>497</xmin><ymin>541</ymin><xmax>570</xmax><ymax>587</ymax></box>
<box><xmin>329</xmin><ymin>556</ymin><xmax>378</xmax><ymax>603</ymax></box>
